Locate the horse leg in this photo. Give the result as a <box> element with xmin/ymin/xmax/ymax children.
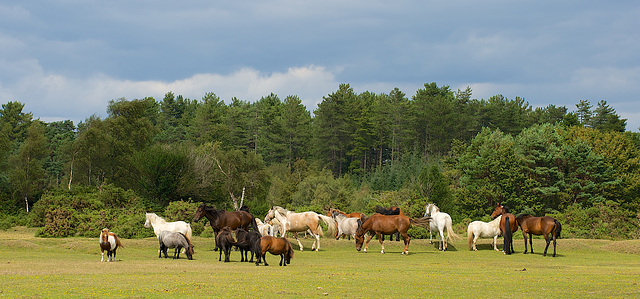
<box><xmin>101</xmin><ymin>250</ymin><xmax>105</xmax><ymax>262</ymax></box>
<box><xmin>218</xmin><ymin>247</ymin><xmax>223</xmax><ymax>261</ymax></box>
<box><xmin>363</xmin><ymin>233</ymin><xmax>375</xmax><ymax>253</ymax></box>
<box><xmin>376</xmin><ymin>232</ymin><xmax>385</xmax><ymax>254</ymax></box>
<box><xmin>279</xmin><ymin>254</ymin><xmax>285</xmax><ymax>266</ymax></box>
<box><xmin>522</xmin><ymin>231</ymin><xmax>528</xmax><ymax>254</ymax></box>
<box><xmin>529</xmin><ymin>234</ymin><xmax>534</xmax><ymax>254</ymax></box>
<box><xmin>293</xmin><ymin>233</ymin><xmax>304</xmax><ymax>251</ymax></box>
<box><xmin>439</xmin><ymin>228</ymin><xmax>446</xmax><ymax>251</ymax></box>
<box><xmin>492</xmin><ymin>235</ymin><xmax>499</xmax><ymax>251</ymax></box>
<box><xmin>401</xmin><ymin>232</ymin><xmax>411</xmax><ymax>255</ymax></box>
<box><xmin>395</xmin><ymin>232</ymin><xmax>400</xmax><ymax>242</ymax></box>
<box><xmin>543</xmin><ymin>234</ymin><xmax>551</xmax><ymax>257</ymax></box>
<box><xmin>552</xmin><ymin>231</ymin><xmax>557</xmax><ymax>257</ymax></box>
<box><xmin>112</xmin><ymin>249</ymin><xmax>117</xmax><ymax>262</ymax></box>
<box><xmin>429</xmin><ymin>227</ymin><xmax>433</xmax><ymax>244</ymax></box>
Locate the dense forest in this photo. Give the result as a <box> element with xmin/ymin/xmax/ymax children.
<box><xmin>1</xmin><ymin>82</ymin><xmax>638</xmax><ymax>239</ymax></box>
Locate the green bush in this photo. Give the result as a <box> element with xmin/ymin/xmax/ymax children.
<box><xmin>164</xmin><ymin>200</ymin><xmax>205</xmax><ymax>236</ymax></box>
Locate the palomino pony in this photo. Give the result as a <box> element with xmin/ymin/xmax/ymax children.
<box><xmin>331</xmin><ymin>210</ymin><xmax>362</xmax><ymax>240</ymax></box>
<box><xmin>490</xmin><ymin>204</ymin><xmax>518</xmax><ymax>255</ymax></box>
<box><xmin>516</xmin><ymin>214</ymin><xmax>562</xmax><ymax>257</ymax></box>
<box><xmin>355</xmin><ymin>214</ymin><xmax>430</xmax><ymax>255</ymax></box>
<box><xmin>467</xmin><ymin>215</ymin><xmax>502</xmax><ymax>251</ymax></box>
<box><xmin>264</xmin><ymin>206</ymin><xmax>335</xmax><ymax>251</ymax></box>
<box><xmin>158</xmin><ymin>231</ymin><xmax>194</xmax><ymax>260</ymax></box>
<box><xmin>327</xmin><ymin>208</ymin><xmax>365</xmax><ymax>239</ymax></box>
<box><xmin>254</xmin><ymin>218</ymin><xmax>273</xmax><ymax>236</ymax></box>
<box><xmin>99</xmin><ymin>228</ymin><xmax>123</xmax><ymax>262</ymax></box>
<box><xmin>145</xmin><ymin>213</ymin><xmax>193</xmax><ymax>254</ymax></box>
<box><xmin>424</xmin><ymin>203</ymin><xmax>461</xmax><ymax>251</ymax></box>
<box><xmin>255</xmin><ymin>236</ymin><xmax>294</xmax><ymax>266</ymax></box>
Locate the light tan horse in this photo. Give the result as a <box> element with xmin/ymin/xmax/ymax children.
<box><xmin>264</xmin><ymin>206</ymin><xmax>335</xmax><ymax>251</ymax></box>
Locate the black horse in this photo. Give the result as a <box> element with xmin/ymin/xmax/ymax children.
<box><xmin>234</xmin><ymin>228</ymin><xmax>262</xmax><ymax>262</ymax></box>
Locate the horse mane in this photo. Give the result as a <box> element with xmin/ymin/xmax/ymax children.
<box><xmin>178</xmin><ymin>232</ymin><xmax>194</xmax><ymax>254</ymax></box>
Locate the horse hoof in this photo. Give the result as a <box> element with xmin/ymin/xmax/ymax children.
<box><xmin>380</xmin><ymin>250</ymin><xmax>384</xmax><ymax>254</ymax></box>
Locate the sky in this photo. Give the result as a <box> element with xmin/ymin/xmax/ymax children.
<box><xmin>1</xmin><ymin>1</ymin><xmax>639</xmax><ymax>131</ymax></box>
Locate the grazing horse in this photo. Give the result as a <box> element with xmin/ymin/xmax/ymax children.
<box><xmin>158</xmin><ymin>231</ymin><xmax>194</xmax><ymax>260</ymax></box>
<box><xmin>490</xmin><ymin>204</ymin><xmax>518</xmax><ymax>255</ymax></box>
<box><xmin>145</xmin><ymin>213</ymin><xmax>192</xmax><ymax>254</ymax></box>
<box><xmin>424</xmin><ymin>203</ymin><xmax>461</xmax><ymax>251</ymax></box>
<box><xmin>467</xmin><ymin>215</ymin><xmax>502</xmax><ymax>251</ymax></box>
<box><xmin>264</xmin><ymin>206</ymin><xmax>335</xmax><ymax>251</ymax></box>
<box><xmin>216</xmin><ymin>226</ymin><xmax>237</xmax><ymax>262</ymax></box>
<box><xmin>375</xmin><ymin>206</ymin><xmax>403</xmax><ymax>241</ymax></box>
<box><xmin>516</xmin><ymin>214</ymin><xmax>562</xmax><ymax>257</ymax></box>
<box><xmin>99</xmin><ymin>228</ymin><xmax>123</xmax><ymax>262</ymax></box>
<box><xmin>234</xmin><ymin>228</ymin><xmax>262</xmax><ymax>262</ymax></box>
<box><xmin>255</xmin><ymin>236</ymin><xmax>294</xmax><ymax>266</ymax></box>
<box><xmin>355</xmin><ymin>214</ymin><xmax>430</xmax><ymax>255</ymax></box>
<box><xmin>331</xmin><ymin>210</ymin><xmax>362</xmax><ymax>240</ymax></box>
<box><xmin>193</xmin><ymin>204</ymin><xmax>258</xmax><ymax>250</ymax></box>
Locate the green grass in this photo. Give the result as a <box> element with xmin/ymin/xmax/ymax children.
<box><xmin>1</xmin><ymin>227</ymin><xmax>640</xmax><ymax>298</ymax></box>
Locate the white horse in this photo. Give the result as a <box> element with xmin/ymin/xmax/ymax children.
<box><xmin>424</xmin><ymin>203</ymin><xmax>460</xmax><ymax>251</ymax></box>
<box><xmin>467</xmin><ymin>215</ymin><xmax>502</xmax><ymax>251</ymax></box>
<box><xmin>265</xmin><ymin>206</ymin><xmax>335</xmax><ymax>251</ymax></box>
<box><xmin>255</xmin><ymin>218</ymin><xmax>273</xmax><ymax>237</ymax></box>
<box><xmin>331</xmin><ymin>210</ymin><xmax>361</xmax><ymax>240</ymax></box>
<box><xmin>144</xmin><ymin>213</ymin><xmax>193</xmax><ymax>253</ymax></box>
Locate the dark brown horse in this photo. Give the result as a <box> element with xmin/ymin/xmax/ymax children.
<box><xmin>490</xmin><ymin>204</ymin><xmax>518</xmax><ymax>255</ymax></box>
<box><xmin>516</xmin><ymin>214</ymin><xmax>562</xmax><ymax>257</ymax></box>
<box><xmin>354</xmin><ymin>214</ymin><xmax>430</xmax><ymax>255</ymax></box>
<box><xmin>216</xmin><ymin>226</ymin><xmax>236</xmax><ymax>262</ymax></box>
<box><xmin>193</xmin><ymin>204</ymin><xmax>257</xmax><ymax>250</ymax></box>
<box><xmin>255</xmin><ymin>236</ymin><xmax>294</xmax><ymax>266</ymax></box>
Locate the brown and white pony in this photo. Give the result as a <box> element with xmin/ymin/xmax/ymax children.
<box><xmin>99</xmin><ymin>228</ymin><xmax>123</xmax><ymax>262</ymax></box>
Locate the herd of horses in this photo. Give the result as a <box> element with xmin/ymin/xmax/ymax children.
<box><xmin>99</xmin><ymin>203</ymin><xmax>562</xmax><ymax>266</ymax></box>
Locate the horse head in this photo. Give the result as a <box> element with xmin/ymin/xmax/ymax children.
<box><xmin>193</xmin><ymin>204</ymin><xmax>207</xmax><ymax>222</ymax></box>
<box><xmin>490</xmin><ymin>204</ymin><xmax>504</xmax><ymax>219</ymax></box>
<box><xmin>100</xmin><ymin>228</ymin><xmax>110</xmax><ymax>245</ymax></box>
<box><xmin>144</xmin><ymin>213</ymin><xmax>155</xmax><ymax>228</ymax></box>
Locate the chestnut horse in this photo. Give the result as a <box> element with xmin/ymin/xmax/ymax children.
<box><xmin>255</xmin><ymin>236</ymin><xmax>294</xmax><ymax>266</ymax></box>
<box><xmin>516</xmin><ymin>214</ymin><xmax>562</xmax><ymax>257</ymax></box>
<box><xmin>490</xmin><ymin>204</ymin><xmax>518</xmax><ymax>255</ymax></box>
<box><xmin>355</xmin><ymin>214</ymin><xmax>430</xmax><ymax>255</ymax></box>
<box><xmin>99</xmin><ymin>228</ymin><xmax>123</xmax><ymax>262</ymax></box>
<box><xmin>193</xmin><ymin>204</ymin><xmax>258</xmax><ymax>250</ymax></box>
<box><xmin>375</xmin><ymin>206</ymin><xmax>403</xmax><ymax>241</ymax></box>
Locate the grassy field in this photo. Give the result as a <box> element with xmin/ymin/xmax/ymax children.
<box><xmin>1</xmin><ymin>227</ymin><xmax>640</xmax><ymax>298</ymax></box>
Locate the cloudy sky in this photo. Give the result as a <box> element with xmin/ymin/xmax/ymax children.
<box><xmin>1</xmin><ymin>1</ymin><xmax>639</xmax><ymax>131</ymax></box>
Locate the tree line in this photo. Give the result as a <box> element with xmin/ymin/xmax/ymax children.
<box><xmin>0</xmin><ymin>82</ymin><xmax>637</xmax><ymax>239</ymax></box>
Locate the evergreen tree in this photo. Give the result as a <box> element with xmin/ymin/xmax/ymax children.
<box><xmin>8</xmin><ymin>121</ymin><xmax>48</xmax><ymax>212</ymax></box>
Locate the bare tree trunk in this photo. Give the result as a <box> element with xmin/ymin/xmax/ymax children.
<box><xmin>25</xmin><ymin>195</ymin><xmax>29</xmax><ymax>213</ymax></box>
<box><xmin>68</xmin><ymin>156</ymin><xmax>74</xmax><ymax>190</ymax></box>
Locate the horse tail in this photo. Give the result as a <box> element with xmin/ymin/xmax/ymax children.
<box><xmin>318</xmin><ymin>214</ymin><xmax>336</xmax><ymax>237</ymax></box>
<box><xmin>185</xmin><ymin>223</ymin><xmax>193</xmax><ymax>243</ymax></box>
<box><xmin>409</xmin><ymin>216</ymin><xmax>431</xmax><ymax>229</ymax></box>
<box><xmin>504</xmin><ymin>216</ymin><xmax>512</xmax><ymax>255</ymax></box>
<box><xmin>251</xmin><ymin>216</ymin><xmax>260</xmax><ymax>232</ymax></box>
<box><xmin>554</xmin><ymin>219</ymin><xmax>562</xmax><ymax>239</ymax></box>
<box><xmin>467</xmin><ymin>225</ymin><xmax>474</xmax><ymax>250</ymax></box>
<box><xmin>445</xmin><ymin>216</ymin><xmax>461</xmax><ymax>242</ymax></box>
<box><xmin>112</xmin><ymin>233</ymin><xmax>124</xmax><ymax>249</ymax></box>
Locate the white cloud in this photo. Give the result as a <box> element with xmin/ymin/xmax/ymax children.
<box><xmin>1</xmin><ymin>65</ymin><xmax>340</xmax><ymax>124</ymax></box>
